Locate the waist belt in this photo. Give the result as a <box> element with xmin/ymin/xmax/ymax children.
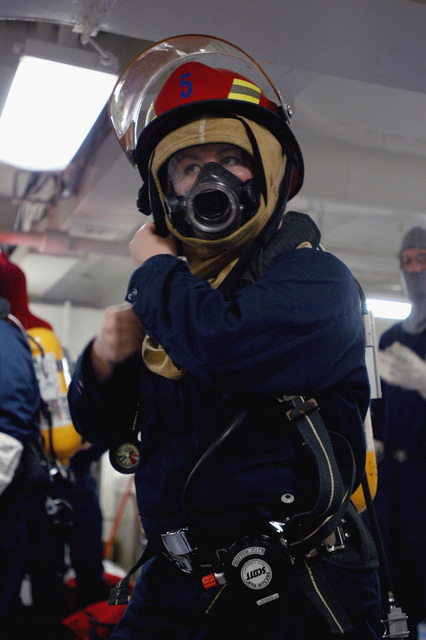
<box><xmin>162</xmin><ymin>517</ymin><xmax>352</xmax><ymax>568</ymax></box>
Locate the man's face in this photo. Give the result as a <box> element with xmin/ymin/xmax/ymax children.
<box><xmin>400</xmin><ymin>247</ymin><xmax>426</xmax><ymax>274</ymax></box>
<box><xmin>168</xmin><ymin>142</ymin><xmax>254</xmax><ymax>197</ymax></box>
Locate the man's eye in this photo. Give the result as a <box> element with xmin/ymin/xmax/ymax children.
<box><xmin>221</xmin><ymin>156</ymin><xmax>239</xmax><ymax>166</ymax></box>
<box><xmin>183</xmin><ymin>163</ymin><xmax>200</xmax><ymax>175</ymax></box>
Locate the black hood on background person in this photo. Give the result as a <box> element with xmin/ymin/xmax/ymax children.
<box><xmin>400</xmin><ymin>226</ymin><xmax>426</xmax><ymax>334</ymax></box>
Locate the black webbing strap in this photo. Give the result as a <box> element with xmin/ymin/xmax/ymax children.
<box><xmin>282</xmin><ymin>397</ymin><xmax>355</xmax><ymax>555</ymax></box>
<box><xmin>297</xmin><ymin>559</ymin><xmax>353</xmax><ymax>634</ymax></box>
<box><xmin>108</xmin><ymin>543</ymin><xmax>155</xmax><ymax>606</ymax></box>
<box><xmin>280</xmin><ymin>396</ymin><xmax>356</xmax><ymax>634</ymax></box>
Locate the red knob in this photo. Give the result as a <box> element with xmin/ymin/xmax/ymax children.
<box><xmin>202</xmin><ymin>573</ymin><xmax>218</xmax><ymax>590</ymax></box>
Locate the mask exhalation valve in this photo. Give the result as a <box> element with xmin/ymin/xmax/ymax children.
<box><xmin>165</xmin><ymin>162</ymin><xmax>260</xmax><ymax>239</ymax></box>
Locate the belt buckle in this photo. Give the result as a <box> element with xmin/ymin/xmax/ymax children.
<box><xmin>323</xmin><ymin>523</ymin><xmax>347</xmax><ymax>553</ymax></box>
<box><xmin>305</xmin><ymin>523</ymin><xmax>347</xmax><ymax>558</ymax></box>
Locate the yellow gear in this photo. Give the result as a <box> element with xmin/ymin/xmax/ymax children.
<box><xmin>27</xmin><ymin>327</ymin><xmax>81</xmax><ymax>464</ymax></box>
<box><xmin>351</xmin><ymin>408</ymin><xmax>378</xmax><ymax>512</ymax></box>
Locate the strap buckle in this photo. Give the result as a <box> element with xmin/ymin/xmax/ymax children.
<box><xmin>161</xmin><ymin>528</ymin><xmax>196</xmax><ymax>573</ymax></box>
<box><xmin>278</xmin><ymin>394</ymin><xmax>319</xmax><ymax>422</ymax></box>
<box><xmin>305</xmin><ymin>521</ymin><xmax>349</xmax><ymax>558</ymax></box>
<box><xmin>323</xmin><ymin>522</ymin><xmax>347</xmax><ymax>553</ymax></box>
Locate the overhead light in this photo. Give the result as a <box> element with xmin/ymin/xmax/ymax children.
<box><xmin>0</xmin><ymin>39</ymin><xmax>118</xmax><ymax>172</ymax></box>
<box><xmin>366</xmin><ymin>298</ymin><xmax>411</xmax><ymax>320</ymax></box>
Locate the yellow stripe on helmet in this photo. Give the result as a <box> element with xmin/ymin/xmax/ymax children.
<box><xmin>228</xmin><ymin>78</ymin><xmax>261</xmax><ymax>104</ymax></box>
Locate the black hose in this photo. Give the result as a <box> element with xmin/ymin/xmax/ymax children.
<box><xmin>362</xmin><ymin>473</ymin><xmax>396</xmax><ymax>604</ymax></box>
<box><xmin>182</xmin><ymin>408</ymin><xmax>248</xmax><ymax>532</ymax></box>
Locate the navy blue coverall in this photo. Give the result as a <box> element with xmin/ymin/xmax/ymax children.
<box><xmin>69</xmin><ymin>245</ymin><xmax>382</xmax><ymax>639</ymax></box>
<box><xmin>371</xmin><ymin>322</ymin><xmax>426</xmax><ymax>638</ymax></box>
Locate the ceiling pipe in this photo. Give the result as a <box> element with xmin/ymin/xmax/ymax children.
<box><xmin>0</xmin><ymin>229</ymin><xmax>130</xmax><ymax>257</ymax></box>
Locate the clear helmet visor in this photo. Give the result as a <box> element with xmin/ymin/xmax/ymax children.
<box><xmin>108</xmin><ymin>34</ymin><xmax>286</xmax><ymax>165</ymax></box>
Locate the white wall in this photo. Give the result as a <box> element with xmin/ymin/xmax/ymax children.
<box><xmin>30</xmin><ymin>301</ymin><xmax>104</xmax><ymax>366</ymax></box>
<box><xmin>374</xmin><ymin>316</ymin><xmax>398</xmax><ymax>341</ymax></box>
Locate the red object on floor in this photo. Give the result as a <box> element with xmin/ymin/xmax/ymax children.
<box><xmin>61</xmin><ymin>600</ymin><xmax>127</xmax><ymax>639</ymax></box>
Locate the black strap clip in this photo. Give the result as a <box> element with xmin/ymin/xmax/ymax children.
<box><xmin>279</xmin><ymin>395</ymin><xmax>318</xmax><ymax>422</ymax></box>
<box><xmin>108</xmin><ymin>576</ymin><xmax>131</xmax><ymax>606</ymax></box>
<box><xmin>108</xmin><ymin>543</ymin><xmax>154</xmax><ymax>606</ymax></box>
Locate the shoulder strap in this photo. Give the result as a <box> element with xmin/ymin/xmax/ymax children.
<box><xmin>218</xmin><ymin>208</ymin><xmax>320</xmax><ymax>299</ymax></box>
<box><xmin>280</xmin><ymin>396</ymin><xmax>355</xmax><ymax>554</ymax></box>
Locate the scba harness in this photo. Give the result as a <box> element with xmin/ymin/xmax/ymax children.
<box><xmin>158</xmin><ymin>394</ymin><xmax>371</xmax><ymax>635</ymax></box>
<box><xmin>110</xmin><ymin>394</ymin><xmax>376</xmax><ymax>635</ymax></box>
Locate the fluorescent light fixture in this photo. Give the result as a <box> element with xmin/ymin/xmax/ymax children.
<box><xmin>0</xmin><ymin>39</ymin><xmax>118</xmax><ymax>171</ymax></box>
<box><xmin>366</xmin><ymin>298</ymin><xmax>411</xmax><ymax>320</ymax></box>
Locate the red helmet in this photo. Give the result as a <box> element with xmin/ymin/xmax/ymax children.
<box><xmin>109</xmin><ymin>35</ymin><xmax>303</xmax><ymax>201</ymax></box>
<box><xmin>145</xmin><ymin>62</ymin><xmax>278</xmax><ymax>122</ymax></box>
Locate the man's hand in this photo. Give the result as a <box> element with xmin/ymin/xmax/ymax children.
<box><xmin>91</xmin><ymin>302</ymin><xmax>144</xmax><ymax>383</ymax></box>
<box><xmin>129</xmin><ymin>222</ymin><xmax>178</xmax><ymax>268</ymax></box>
<box><xmin>378</xmin><ymin>341</ymin><xmax>426</xmax><ymax>398</ymax></box>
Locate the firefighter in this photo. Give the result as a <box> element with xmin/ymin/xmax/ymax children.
<box><xmin>68</xmin><ymin>35</ymin><xmax>382</xmax><ymax>639</ymax></box>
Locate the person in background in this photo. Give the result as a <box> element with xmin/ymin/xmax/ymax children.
<box><xmin>0</xmin><ymin>251</ymin><xmax>63</xmax><ymax>639</ymax></box>
<box><xmin>372</xmin><ymin>226</ymin><xmax>426</xmax><ymax>640</ymax></box>
<box><xmin>68</xmin><ymin>35</ymin><xmax>381</xmax><ymax>639</ymax></box>
<box><xmin>0</xmin><ymin>251</ymin><xmax>109</xmax><ymax>615</ymax></box>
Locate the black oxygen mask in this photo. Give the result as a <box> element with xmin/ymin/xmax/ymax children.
<box><xmin>164</xmin><ymin>162</ymin><xmax>260</xmax><ymax>239</ymax></box>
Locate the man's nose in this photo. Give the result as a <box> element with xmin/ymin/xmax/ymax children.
<box><xmin>407</xmin><ymin>262</ymin><xmax>425</xmax><ymax>274</ymax></box>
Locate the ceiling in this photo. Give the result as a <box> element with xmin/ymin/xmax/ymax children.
<box><xmin>0</xmin><ymin>0</ymin><xmax>425</xmax><ymax>310</ymax></box>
